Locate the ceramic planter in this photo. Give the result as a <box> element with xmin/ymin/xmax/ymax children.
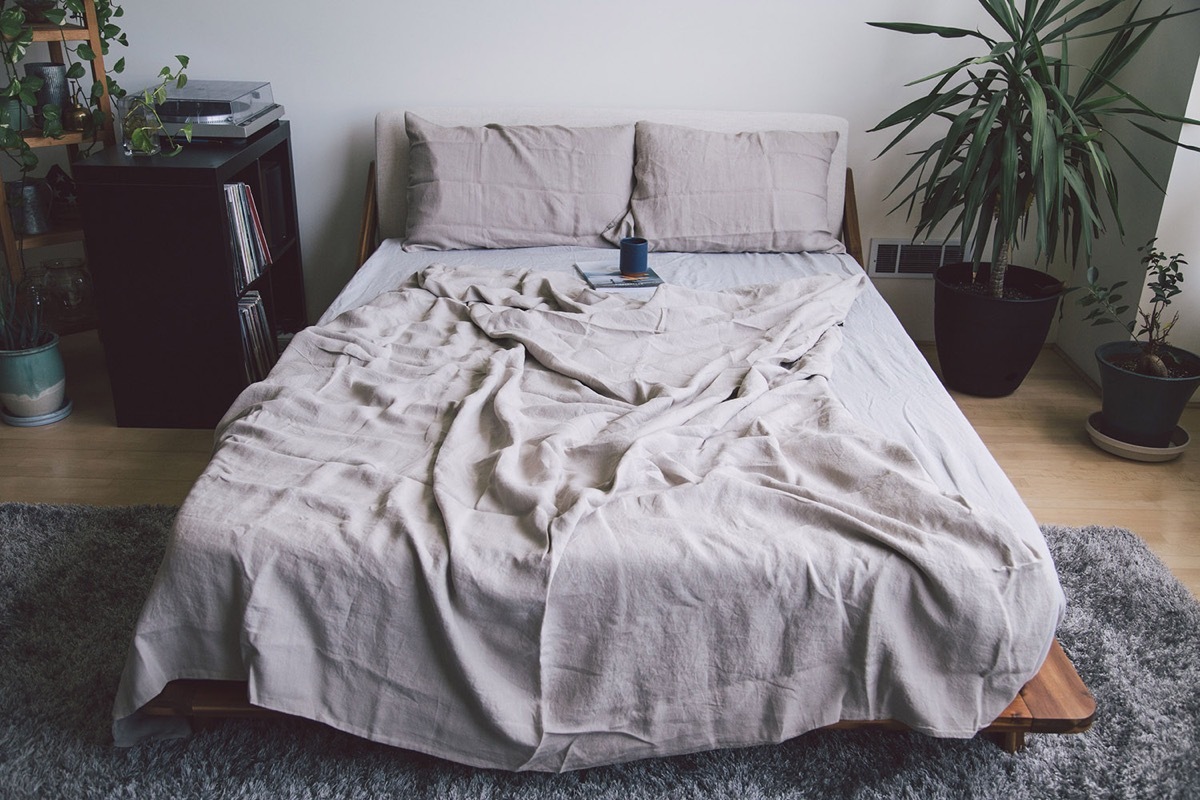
<box><xmin>934</xmin><ymin>262</ymin><xmax>1063</xmax><ymax>397</ymax></box>
<box><xmin>1095</xmin><ymin>341</ymin><xmax>1200</xmax><ymax>448</ymax></box>
<box><xmin>0</xmin><ymin>333</ymin><xmax>67</xmax><ymax>423</ymax></box>
<box><xmin>5</xmin><ymin>178</ymin><xmax>53</xmax><ymax>236</ymax></box>
<box><xmin>22</xmin><ymin>61</ymin><xmax>67</xmax><ymax>129</ymax></box>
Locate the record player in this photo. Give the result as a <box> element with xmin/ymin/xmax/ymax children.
<box><xmin>156</xmin><ymin>80</ymin><xmax>284</xmax><ymax>139</ymax></box>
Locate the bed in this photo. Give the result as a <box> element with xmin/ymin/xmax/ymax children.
<box><xmin>112</xmin><ymin>108</ymin><xmax>1093</xmax><ymax>771</ymax></box>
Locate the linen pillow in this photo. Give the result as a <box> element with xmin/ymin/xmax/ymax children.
<box><xmin>606</xmin><ymin>121</ymin><xmax>844</xmax><ymax>254</ymax></box>
<box><xmin>402</xmin><ymin>113</ymin><xmax>635</xmax><ymax>251</ymax></box>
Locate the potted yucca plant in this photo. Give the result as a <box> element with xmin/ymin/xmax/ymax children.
<box><xmin>1078</xmin><ymin>240</ymin><xmax>1199</xmax><ymax>452</ymax></box>
<box><xmin>870</xmin><ymin>0</ymin><xmax>1200</xmax><ymax>397</ymax></box>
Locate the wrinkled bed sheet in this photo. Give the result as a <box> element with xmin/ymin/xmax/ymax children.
<box><xmin>114</xmin><ymin>263</ymin><xmax>1064</xmax><ymax>771</ymax></box>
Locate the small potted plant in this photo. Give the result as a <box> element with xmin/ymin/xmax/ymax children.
<box><xmin>1078</xmin><ymin>240</ymin><xmax>1200</xmax><ymax>453</ymax></box>
<box><xmin>114</xmin><ymin>55</ymin><xmax>192</xmax><ymax>156</ymax></box>
<box><xmin>869</xmin><ymin>0</ymin><xmax>1200</xmax><ymax>397</ymax></box>
<box><xmin>0</xmin><ymin>273</ymin><xmax>69</xmax><ymax>425</ymax></box>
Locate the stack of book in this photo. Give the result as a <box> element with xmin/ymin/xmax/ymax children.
<box><xmin>225</xmin><ymin>182</ymin><xmax>273</xmax><ymax>294</ymax></box>
<box><xmin>238</xmin><ymin>290</ymin><xmax>277</xmax><ymax>383</ymax></box>
<box><xmin>574</xmin><ymin>260</ymin><xmax>664</xmax><ymax>290</ymax></box>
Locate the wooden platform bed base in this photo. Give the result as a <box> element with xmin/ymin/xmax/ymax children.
<box><xmin>141</xmin><ymin>640</ymin><xmax>1094</xmax><ymax>756</ymax></box>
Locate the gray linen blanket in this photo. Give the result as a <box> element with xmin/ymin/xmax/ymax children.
<box><xmin>113</xmin><ymin>265</ymin><xmax>1064</xmax><ymax>771</ymax></box>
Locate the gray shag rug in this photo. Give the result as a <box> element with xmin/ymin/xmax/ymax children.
<box><xmin>1</xmin><ymin>504</ymin><xmax>1197</xmax><ymax>799</ymax></box>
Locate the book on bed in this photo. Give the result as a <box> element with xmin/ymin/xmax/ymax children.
<box><xmin>575</xmin><ymin>260</ymin><xmax>663</xmax><ymax>289</ymax></box>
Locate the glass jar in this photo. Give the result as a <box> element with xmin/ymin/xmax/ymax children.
<box><xmin>116</xmin><ymin>95</ymin><xmax>162</xmax><ymax>156</ymax></box>
<box><xmin>17</xmin><ymin>263</ymin><xmax>49</xmax><ymax>324</ymax></box>
<box><xmin>42</xmin><ymin>257</ymin><xmax>94</xmax><ymax>327</ymax></box>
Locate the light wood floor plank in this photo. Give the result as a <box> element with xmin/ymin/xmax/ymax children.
<box><xmin>925</xmin><ymin>344</ymin><xmax>1199</xmax><ymax>598</ymax></box>
<box><xmin>2</xmin><ymin>331</ymin><xmax>1196</xmax><ymax>597</ymax></box>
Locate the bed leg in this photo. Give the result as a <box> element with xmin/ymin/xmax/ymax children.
<box><xmin>983</xmin><ymin>730</ymin><xmax>1026</xmax><ymax>753</ymax></box>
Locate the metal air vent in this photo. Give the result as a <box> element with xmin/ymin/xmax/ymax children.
<box><xmin>868</xmin><ymin>238</ymin><xmax>965</xmax><ymax>278</ymax></box>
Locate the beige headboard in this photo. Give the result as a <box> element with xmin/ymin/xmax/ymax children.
<box><xmin>373</xmin><ymin>107</ymin><xmax>851</xmax><ymax>244</ymax></box>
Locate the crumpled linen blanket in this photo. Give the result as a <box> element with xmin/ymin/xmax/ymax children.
<box><xmin>113</xmin><ymin>265</ymin><xmax>1063</xmax><ymax>771</ymax></box>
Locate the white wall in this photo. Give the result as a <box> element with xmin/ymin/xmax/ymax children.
<box><xmin>111</xmin><ymin>0</ymin><xmax>999</xmax><ymax>328</ymax></box>
<box><xmin>114</xmin><ymin>0</ymin><xmax>1197</xmax><ymax>343</ymax></box>
<box><xmin>1054</xmin><ymin>0</ymin><xmax>1200</xmax><ymax>382</ymax></box>
<box><xmin>1151</xmin><ymin>65</ymin><xmax>1200</xmax><ymax>358</ymax></box>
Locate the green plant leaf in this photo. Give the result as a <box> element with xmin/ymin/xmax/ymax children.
<box><xmin>867</xmin><ymin>21</ymin><xmax>986</xmax><ymax>39</ymax></box>
<box><xmin>1041</xmin><ymin>0</ymin><xmax>1125</xmax><ymax>42</ymax></box>
<box><xmin>131</xmin><ymin>127</ymin><xmax>154</xmax><ymax>152</ymax></box>
<box><xmin>0</xmin><ymin>9</ymin><xmax>25</xmax><ymax>39</ymax></box>
<box><xmin>977</xmin><ymin>0</ymin><xmax>1020</xmax><ymax>39</ymax></box>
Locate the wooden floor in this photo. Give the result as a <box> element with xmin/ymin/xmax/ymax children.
<box><xmin>925</xmin><ymin>344</ymin><xmax>1200</xmax><ymax>598</ymax></box>
<box><xmin>2</xmin><ymin>330</ymin><xmax>1197</xmax><ymax>597</ymax></box>
<box><xmin>0</xmin><ymin>331</ymin><xmax>214</xmax><ymax>506</ymax></box>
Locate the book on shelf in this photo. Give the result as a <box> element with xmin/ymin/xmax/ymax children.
<box><xmin>575</xmin><ymin>260</ymin><xmax>664</xmax><ymax>290</ymax></box>
<box><xmin>238</xmin><ymin>290</ymin><xmax>277</xmax><ymax>383</ymax></box>
<box><xmin>224</xmin><ymin>182</ymin><xmax>274</xmax><ymax>294</ymax></box>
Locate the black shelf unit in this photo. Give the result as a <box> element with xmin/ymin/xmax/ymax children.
<box><xmin>75</xmin><ymin>121</ymin><xmax>307</xmax><ymax>428</ymax></box>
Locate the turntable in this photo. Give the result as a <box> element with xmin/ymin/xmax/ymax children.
<box><xmin>155</xmin><ymin>80</ymin><xmax>284</xmax><ymax>139</ymax></box>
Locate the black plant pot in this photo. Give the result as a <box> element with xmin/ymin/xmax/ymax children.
<box><xmin>1095</xmin><ymin>341</ymin><xmax>1200</xmax><ymax>448</ymax></box>
<box><xmin>934</xmin><ymin>262</ymin><xmax>1063</xmax><ymax>397</ymax></box>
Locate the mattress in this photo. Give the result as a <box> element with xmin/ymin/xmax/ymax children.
<box><xmin>113</xmin><ymin>244</ymin><xmax>1065</xmax><ymax>771</ymax></box>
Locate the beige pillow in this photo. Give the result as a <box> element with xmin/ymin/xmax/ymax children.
<box><xmin>403</xmin><ymin>113</ymin><xmax>635</xmax><ymax>251</ymax></box>
<box><xmin>607</xmin><ymin>121</ymin><xmax>844</xmax><ymax>254</ymax></box>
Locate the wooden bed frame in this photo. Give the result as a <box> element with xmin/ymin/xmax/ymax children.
<box><xmin>139</xmin><ymin>165</ymin><xmax>1094</xmax><ymax>756</ymax></box>
<box><xmin>141</xmin><ymin>640</ymin><xmax>1092</xmax><ymax>754</ymax></box>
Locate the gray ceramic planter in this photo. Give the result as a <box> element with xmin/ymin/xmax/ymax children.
<box><xmin>1095</xmin><ymin>341</ymin><xmax>1200</xmax><ymax>448</ymax></box>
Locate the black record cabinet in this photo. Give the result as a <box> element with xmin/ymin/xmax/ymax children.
<box><xmin>75</xmin><ymin>121</ymin><xmax>307</xmax><ymax>428</ymax></box>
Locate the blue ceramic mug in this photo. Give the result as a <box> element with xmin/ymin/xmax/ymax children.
<box><xmin>620</xmin><ymin>237</ymin><xmax>648</xmax><ymax>276</ymax></box>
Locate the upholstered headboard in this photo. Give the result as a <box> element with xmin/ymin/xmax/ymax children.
<box><xmin>373</xmin><ymin>107</ymin><xmax>851</xmax><ymax>245</ymax></box>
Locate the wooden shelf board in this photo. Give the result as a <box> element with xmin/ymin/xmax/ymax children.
<box><xmin>16</xmin><ymin>226</ymin><xmax>85</xmax><ymax>249</ymax></box>
<box><xmin>29</xmin><ymin>23</ymin><xmax>90</xmax><ymax>42</ymax></box>
<box><xmin>21</xmin><ymin>130</ymin><xmax>90</xmax><ymax>148</ymax></box>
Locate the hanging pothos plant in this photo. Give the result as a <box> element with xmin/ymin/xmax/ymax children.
<box><xmin>0</xmin><ymin>0</ymin><xmax>190</xmax><ymax>343</ymax></box>
<box><xmin>0</xmin><ymin>0</ymin><xmax>189</xmax><ymax>173</ymax></box>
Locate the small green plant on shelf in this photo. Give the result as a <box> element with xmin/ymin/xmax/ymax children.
<box><xmin>116</xmin><ymin>55</ymin><xmax>191</xmax><ymax>156</ymax></box>
<box><xmin>1078</xmin><ymin>239</ymin><xmax>1194</xmax><ymax>378</ymax></box>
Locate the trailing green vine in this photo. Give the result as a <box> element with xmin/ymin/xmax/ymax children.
<box><xmin>1</xmin><ymin>0</ymin><xmax>187</xmax><ymax>346</ymax></box>
<box><xmin>0</xmin><ymin>0</ymin><xmax>172</xmax><ymax>172</ymax></box>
